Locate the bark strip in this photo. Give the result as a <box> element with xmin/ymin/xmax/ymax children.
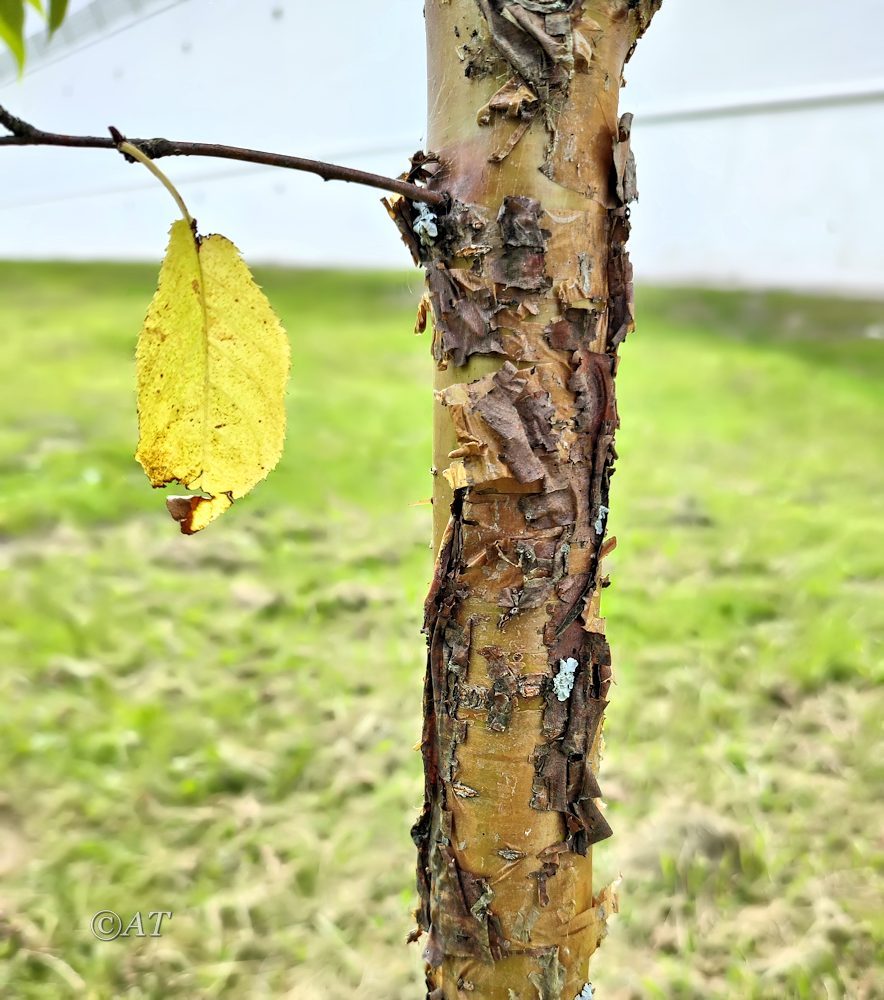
<box><xmin>393</xmin><ymin>3</ymin><xmax>662</xmax><ymax>996</ymax></box>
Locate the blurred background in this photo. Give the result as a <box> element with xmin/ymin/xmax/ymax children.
<box><xmin>0</xmin><ymin>1</ymin><xmax>881</xmax><ymax>998</ymax></box>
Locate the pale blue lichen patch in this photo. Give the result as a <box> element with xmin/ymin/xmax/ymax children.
<box><xmin>553</xmin><ymin>657</ymin><xmax>578</xmax><ymax>701</ymax></box>
<box><xmin>594</xmin><ymin>504</ymin><xmax>609</xmax><ymax>535</ymax></box>
<box><xmin>412</xmin><ymin>202</ymin><xmax>439</xmax><ymax>247</ymax></box>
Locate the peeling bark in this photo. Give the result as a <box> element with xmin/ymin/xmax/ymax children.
<box><xmin>394</xmin><ymin>2</ymin><xmax>662</xmax><ymax>996</ymax></box>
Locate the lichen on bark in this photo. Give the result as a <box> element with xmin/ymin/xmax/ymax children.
<box><xmin>389</xmin><ymin>2</ymin><xmax>663</xmax><ymax>996</ymax></box>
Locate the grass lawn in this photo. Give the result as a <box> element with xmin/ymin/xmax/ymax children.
<box><xmin>0</xmin><ymin>263</ymin><xmax>881</xmax><ymax>999</ymax></box>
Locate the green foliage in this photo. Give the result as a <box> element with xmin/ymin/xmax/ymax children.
<box><xmin>0</xmin><ymin>268</ymin><xmax>880</xmax><ymax>997</ymax></box>
<box><xmin>0</xmin><ymin>0</ymin><xmax>67</xmax><ymax>70</ymax></box>
<box><xmin>47</xmin><ymin>0</ymin><xmax>67</xmax><ymax>33</ymax></box>
<box><xmin>0</xmin><ymin>0</ymin><xmax>25</xmax><ymax>70</ymax></box>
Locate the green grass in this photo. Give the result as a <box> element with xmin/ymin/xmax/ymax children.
<box><xmin>0</xmin><ymin>265</ymin><xmax>881</xmax><ymax>999</ymax></box>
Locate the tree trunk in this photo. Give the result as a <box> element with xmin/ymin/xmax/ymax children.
<box><xmin>389</xmin><ymin>2</ymin><xmax>661</xmax><ymax>996</ymax></box>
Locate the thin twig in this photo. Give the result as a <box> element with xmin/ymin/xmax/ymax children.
<box><xmin>0</xmin><ymin>105</ymin><xmax>447</xmax><ymax>208</ymax></box>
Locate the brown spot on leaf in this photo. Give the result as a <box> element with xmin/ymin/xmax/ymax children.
<box><xmin>166</xmin><ymin>494</ymin><xmax>202</xmax><ymax>534</ymax></box>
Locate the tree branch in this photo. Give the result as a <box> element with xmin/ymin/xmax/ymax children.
<box><xmin>0</xmin><ymin>105</ymin><xmax>448</xmax><ymax>208</ymax></box>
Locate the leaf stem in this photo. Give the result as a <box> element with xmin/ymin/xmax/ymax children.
<box><xmin>118</xmin><ymin>140</ymin><xmax>192</xmax><ymax>225</ymax></box>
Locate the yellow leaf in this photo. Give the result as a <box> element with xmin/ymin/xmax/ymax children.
<box><xmin>136</xmin><ymin>219</ymin><xmax>290</xmax><ymax>534</ymax></box>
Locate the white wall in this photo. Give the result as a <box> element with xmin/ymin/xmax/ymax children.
<box><xmin>1</xmin><ymin>0</ymin><xmax>882</xmax><ymax>294</ymax></box>
<box><xmin>624</xmin><ymin>0</ymin><xmax>884</xmax><ymax>295</ymax></box>
<box><xmin>0</xmin><ymin>0</ymin><xmax>427</xmax><ymax>268</ymax></box>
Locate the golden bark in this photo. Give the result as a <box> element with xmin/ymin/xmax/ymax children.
<box><xmin>389</xmin><ymin>3</ymin><xmax>662</xmax><ymax>996</ymax></box>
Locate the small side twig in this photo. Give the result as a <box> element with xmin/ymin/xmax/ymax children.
<box><xmin>0</xmin><ymin>105</ymin><xmax>447</xmax><ymax>208</ymax></box>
